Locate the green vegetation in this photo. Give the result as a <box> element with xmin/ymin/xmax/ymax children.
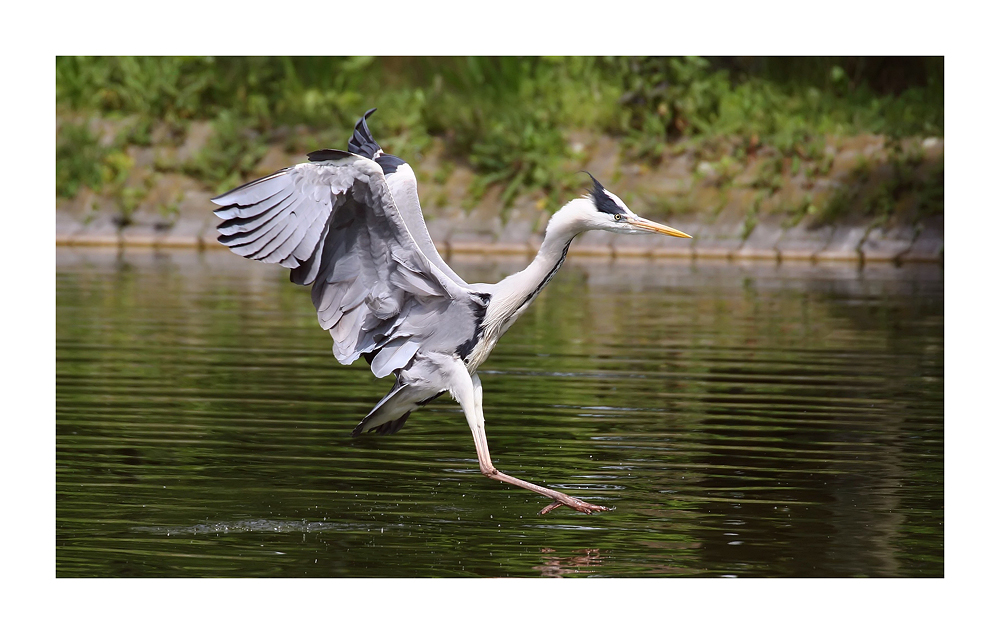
<box><xmin>56</xmin><ymin>56</ymin><xmax>944</xmax><ymax>218</ymax></box>
<box><xmin>56</xmin><ymin>121</ymin><xmax>106</xmax><ymax>199</ymax></box>
<box><xmin>180</xmin><ymin>111</ymin><xmax>269</xmax><ymax>192</ymax></box>
<box><xmin>813</xmin><ymin>140</ymin><xmax>944</xmax><ymax>227</ymax></box>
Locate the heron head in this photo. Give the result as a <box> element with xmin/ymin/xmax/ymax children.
<box><xmin>580</xmin><ymin>172</ymin><xmax>691</xmax><ymax>238</ymax></box>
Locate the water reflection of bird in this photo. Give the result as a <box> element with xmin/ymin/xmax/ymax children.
<box><xmin>212</xmin><ymin>108</ymin><xmax>691</xmax><ymax>514</ymax></box>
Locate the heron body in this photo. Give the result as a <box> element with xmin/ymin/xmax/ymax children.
<box><xmin>213</xmin><ymin>109</ymin><xmax>691</xmax><ymax>514</ymax></box>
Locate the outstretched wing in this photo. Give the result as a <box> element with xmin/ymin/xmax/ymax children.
<box><xmin>212</xmin><ymin>152</ymin><xmax>485</xmax><ymax>379</ymax></box>
<box><xmin>345</xmin><ymin>108</ymin><xmax>467</xmax><ymax>287</ymax></box>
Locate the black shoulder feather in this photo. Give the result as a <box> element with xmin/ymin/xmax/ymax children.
<box><xmin>348</xmin><ymin>108</ymin><xmax>382</xmax><ymax>159</ymax></box>
<box><xmin>306</xmin><ymin>148</ymin><xmax>353</xmax><ymax>162</ymax></box>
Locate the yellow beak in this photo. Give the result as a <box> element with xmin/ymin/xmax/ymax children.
<box><xmin>628</xmin><ymin>216</ymin><xmax>692</xmax><ymax>239</ymax></box>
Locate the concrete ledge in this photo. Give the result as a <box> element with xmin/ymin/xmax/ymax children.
<box><xmin>56</xmin><ymin>232</ymin><xmax>943</xmax><ymax>264</ymax></box>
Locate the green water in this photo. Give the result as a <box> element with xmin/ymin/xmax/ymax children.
<box><xmin>56</xmin><ymin>247</ymin><xmax>943</xmax><ymax>577</ymax></box>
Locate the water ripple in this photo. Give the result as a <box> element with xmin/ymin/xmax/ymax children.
<box><xmin>57</xmin><ymin>249</ymin><xmax>943</xmax><ymax>577</ymax></box>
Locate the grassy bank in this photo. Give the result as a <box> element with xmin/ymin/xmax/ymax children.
<box><xmin>56</xmin><ymin>56</ymin><xmax>944</xmax><ymax>226</ymax></box>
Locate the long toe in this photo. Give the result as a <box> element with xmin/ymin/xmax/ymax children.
<box><xmin>539</xmin><ymin>499</ymin><xmax>611</xmax><ymax>515</ymax></box>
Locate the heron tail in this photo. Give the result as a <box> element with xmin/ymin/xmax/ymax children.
<box><xmin>351</xmin><ymin>411</ymin><xmax>411</xmax><ymax>437</ymax></box>
<box><xmin>351</xmin><ymin>381</ymin><xmax>446</xmax><ymax>437</ymax></box>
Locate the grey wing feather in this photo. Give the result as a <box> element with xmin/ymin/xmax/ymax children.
<box><xmin>383</xmin><ymin>162</ymin><xmax>467</xmax><ymax>287</ymax></box>
<box><xmin>212</xmin><ymin>153</ymin><xmax>480</xmax><ymax>378</ymax></box>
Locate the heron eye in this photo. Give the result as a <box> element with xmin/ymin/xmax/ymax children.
<box><xmin>614</xmin><ymin>213</ymin><xmax>622</xmax><ymax>221</ymax></box>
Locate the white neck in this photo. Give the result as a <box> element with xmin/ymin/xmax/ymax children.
<box><xmin>487</xmin><ymin>198</ymin><xmax>592</xmax><ymax>327</ymax></box>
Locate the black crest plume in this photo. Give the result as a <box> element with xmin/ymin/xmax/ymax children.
<box><xmin>582</xmin><ymin>171</ymin><xmax>621</xmax><ymax>216</ymax></box>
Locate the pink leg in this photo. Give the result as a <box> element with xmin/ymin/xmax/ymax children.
<box><xmin>448</xmin><ymin>364</ymin><xmax>610</xmax><ymax>514</ymax></box>
<box><xmin>469</xmin><ymin>424</ymin><xmax>610</xmax><ymax>515</ymax></box>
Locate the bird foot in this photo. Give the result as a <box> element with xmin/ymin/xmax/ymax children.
<box><xmin>539</xmin><ymin>498</ymin><xmax>612</xmax><ymax>515</ymax></box>
<box><xmin>481</xmin><ymin>466</ymin><xmax>611</xmax><ymax>515</ymax></box>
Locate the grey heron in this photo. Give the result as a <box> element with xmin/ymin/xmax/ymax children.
<box><xmin>212</xmin><ymin>109</ymin><xmax>691</xmax><ymax>514</ymax></box>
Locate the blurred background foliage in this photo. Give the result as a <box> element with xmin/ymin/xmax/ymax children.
<box><xmin>56</xmin><ymin>56</ymin><xmax>943</xmax><ymax>210</ymax></box>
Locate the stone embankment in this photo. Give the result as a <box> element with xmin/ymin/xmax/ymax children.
<box><xmin>56</xmin><ymin>120</ymin><xmax>943</xmax><ymax>264</ymax></box>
